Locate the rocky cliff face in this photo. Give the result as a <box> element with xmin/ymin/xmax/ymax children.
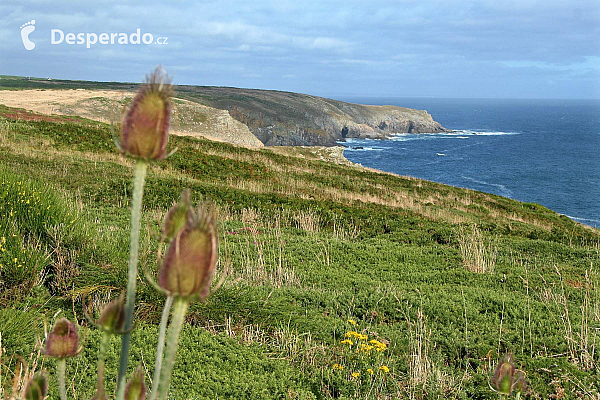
<box><xmin>175</xmin><ymin>87</ymin><xmax>447</xmax><ymax>146</ymax></box>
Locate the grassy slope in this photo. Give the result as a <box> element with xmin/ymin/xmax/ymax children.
<box><xmin>0</xmin><ymin>104</ymin><xmax>598</xmax><ymax>399</ymax></box>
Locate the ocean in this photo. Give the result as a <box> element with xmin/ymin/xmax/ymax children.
<box><xmin>335</xmin><ymin>97</ymin><xmax>600</xmax><ymax>227</ymax></box>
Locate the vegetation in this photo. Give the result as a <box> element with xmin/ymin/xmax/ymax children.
<box><xmin>0</xmin><ymin>82</ymin><xmax>599</xmax><ymax>398</ymax></box>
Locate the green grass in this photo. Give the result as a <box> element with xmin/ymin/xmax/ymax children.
<box><xmin>0</xmin><ymin>106</ymin><xmax>599</xmax><ymax>399</ymax></box>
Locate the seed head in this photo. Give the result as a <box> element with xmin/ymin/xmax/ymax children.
<box><xmin>98</xmin><ymin>293</ymin><xmax>126</xmax><ymax>334</ymax></box>
<box><xmin>162</xmin><ymin>189</ymin><xmax>194</xmax><ymax>242</ymax></box>
<box><xmin>158</xmin><ymin>204</ymin><xmax>218</xmax><ymax>299</ymax></box>
<box><xmin>24</xmin><ymin>371</ymin><xmax>48</xmax><ymax>400</ymax></box>
<box><xmin>44</xmin><ymin>318</ymin><xmax>80</xmax><ymax>358</ymax></box>
<box><xmin>120</xmin><ymin>66</ymin><xmax>172</xmax><ymax>160</ymax></box>
<box><xmin>492</xmin><ymin>353</ymin><xmax>515</xmax><ymax>395</ymax></box>
<box><xmin>124</xmin><ymin>365</ymin><xmax>147</xmax><ymax>400</ymax></box>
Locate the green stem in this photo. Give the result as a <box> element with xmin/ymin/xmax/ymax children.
<box><xmin>57</xmin><ymin>358</ymin><xmax>67</xmax><ymax>400</ymax></box>
<box><xmin>157</xmin><ymin>297</ymin><xmax>189</xmax><ymax>400</ymax></box>
<box><xmin>116</xmin><ymin>159</ymin><xmax>148</xmax><ymax>399</ymax></box>
<box><xmin>149</xmin><ymin>295</ymin><xmax>174</xmax><ymax>400</ymax></box>
<box><xmin>95</xmin><ymin>332</ymin><xmax>111</xmax><ymax>395</ymax></box>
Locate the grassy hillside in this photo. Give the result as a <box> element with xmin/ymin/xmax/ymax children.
<box><xmin>0</xmin><ymin>104</ymin><xmax>598</xmax><ymax>399</ymax></box>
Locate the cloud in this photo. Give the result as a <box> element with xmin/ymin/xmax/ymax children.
<box><xmin>0</xmin><ymin>0</ymin><xmax>598</xmax><ymax>98</ymax></box>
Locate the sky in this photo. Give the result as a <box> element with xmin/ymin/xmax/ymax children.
<box><xmin>1</xmin><ymin>0</ymin><xmax>599</xmax><ymax>99</ymax></box>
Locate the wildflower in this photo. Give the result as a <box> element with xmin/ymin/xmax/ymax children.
<box><xmin>491</xmin><ymin>354</ymin><xmax>528</xmax><ymax>397</ymax></box>
<box><xmin>162</xmin><ymin>189</ymin><xmax>193</xmax><ymax>242</ymax></box>
<box><xmin>366</xmin><ymin>368</ymin><xmax>374</xmax><ymax>375</ymax></box>
<box><xmin>158</xmin><ymin>204</ymin><xmax>218</xmax><ymax>299</ymax></box>
<box><xmin>340</xmin><ymin>339</ymin><xmax>353</xmax><ymax>345</ymax></box>
<box><xmin>357</xmin><ymin>343</ymin><xmax>374</xmax><ymax>353</ymax></box>
<box><xmin>492</xmin><ymin>354</ymin><xmax>515</xmax><ymax>395</ymax></box>
<box><xmin>24</xmin><ymin>371</ymin><xmax>48</xmax><ymax>400</ymax></box>
<box><xmin>370</xmin><ymin>339</ymin><xmax>387</xmax><ymax>352</ymax></box>
<box><xmin>348</xmin><ymin>319</ymin><xmax>357</xmax><ymax>325</ymax></box>
<box><xmin>379</xmin><ymin>365</ymin><xmax>390</xmax><ymax>373</ymax></box>
<box><xmin>345</xmin><ymin>331</ymin><xmax>359</xmax><ymax>338</ymax></box>
<box><xmin>98</xmin><ymin>294</ymin><xmax>127</xmax><ymax>334</ymax></box>
<box><xmin>119</xmin><ymin>66</ymin><xmax>172</xmax><ymax>160</ymax></box>
<box><xmin>332</xmin><ymin>363</ymin><xmax>344</xmax><ymax>371</ymax></box>
<box><xmin>44</xmin><ymin>318</ymin><xmax>80</xmax><ymax>358</ymax></box>
<box><xmin>351</xmin><ymin>372</ymin><xmax>360</xmax><ymax>379</ymax></box>
<box><xmin>124</xmin><ymin>365</ymin><xmax>146</xmax><ymax>400</ymax></box>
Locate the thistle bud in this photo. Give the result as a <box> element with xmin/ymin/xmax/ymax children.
<box><xmin>98</xmin><ymin>293</ymin><xmax>126</xmax><ymax>334</ymax></box>
<box><xmin>44</xmin><ymin>318</ymin><xmax>80</xmax><ymax>358</ymax></box>
<box><xmin>120</xmin><ymin>66</ymin><xmax>172</xmax><ymax>160</ymax></box>
<box><xmin>492</xmin><ymin>354</ymin><xmax>515</xmax><ymax>395</ymax></box>
<box><xmin>158</xmin><ymin>205</ymin><xmax>218</xmax><ymax>299</ymax></box>
<box><xmin>24</xmin><ymin>371</ymin><xmax>48</xmax><ymax>400</ymax></box>
<box><xmin>124</xmin><ymin>365</ymin><xmax>147</xmax><ymax>400</ymax></box>
<box><xmin>162</xmin><ymin>189</ymin><xmax>194</xmax><ymax>242</ymax></box>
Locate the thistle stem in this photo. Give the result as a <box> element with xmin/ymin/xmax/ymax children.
<box><xmin>96</xmin><ymin>332</ymin><xmax>111</xmax><ymax>395</ymax></box>
<box><xmin>149</xmin><ymin>295</ymin><xmax>174</xmax><ymax>400</ymax></box>
<box><xmin>157</xmin><ymin>297</ymin><xmax>189</xmax><ymax>400</ymax></box>
<box><xmin>116</xmin><ymin>159</ymin><xmax>148</xmax><ymax>399</ymax></box>
<box><xmin>56</xmin><ymin>358</ymin><xmax>67</xmax><ymax>400</ymax></box>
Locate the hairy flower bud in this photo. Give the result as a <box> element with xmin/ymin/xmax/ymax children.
<box><xmin>124</xmin><ymin>365</ymin><xmax>147</xmax><ymax>400</ymax></box>
<box><xmin>492</xmin><ymin>354</ymin><xmax>515</xmax><ymax>395</ymax></box>
<box><xmin>158</xmin><ymin>205</ymin><xmax>218</xmax><ymax>299</ymax></box>
<box><xmin>24</xmin><ymin>371</ymin><xmax>48</xmax><ymax>400</ymax></box>
<box><xmin>44</xmin><ymin>318</ymin><xmax>80</xmax><ymax>358</ymax></box>
<box><xmin>120</xmin><ymin>66</ymin><xmax>172</xmax><ymax>160</ymax></box>
<box><xmin>98</xmin><ymin>293</ymin><xmax>126</xmax><ymax>334</ymax></box>
<box><xmin>162</xmin><ymin>189</ymin><xmax>194</xmax><ymax>242</ymax></box>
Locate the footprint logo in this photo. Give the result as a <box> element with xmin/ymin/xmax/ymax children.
<box><xmin>20</xmin><ymin>20</ymin><xmax>36</xmax><ymax>50</ymax></box>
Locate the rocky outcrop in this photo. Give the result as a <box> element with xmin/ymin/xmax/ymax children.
<box><xmin>175</xmin><ymin>87</ymin><xmax>447</xmax><ymax>146</ymax></box>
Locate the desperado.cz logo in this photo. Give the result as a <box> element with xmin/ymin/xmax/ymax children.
<box><xmin>20</xmin><ymin>21</ymin><xmax>168</xmax><ymax>50</ymax></box>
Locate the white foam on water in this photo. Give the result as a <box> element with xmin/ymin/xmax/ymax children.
<box><xmin>345</xmin><ymin>146</ymin><xmax>385</xmax><ymax>152</ymax></box>
<box><xmin>461</xmin><ymin>175</ymin><xmax>513</xmax><ymax>198</ymax></box>
<box><xmin>563</xmin><ymin>215</ymin><xmax>600</xmax><ymax>226</ymax></box>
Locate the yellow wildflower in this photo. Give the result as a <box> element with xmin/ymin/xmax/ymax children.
<box><xmin>366</xmin><ymin>368</ymin><xmax>374</xmax><ymax>375</ymax></box>
<box><xmin>379</xmin><ymin>366</ymin><xmax>390</xmax><ymax>373</ymax></box>
<box><xmin>332</xmin><ymin>363</ymin><xmax>344</xmax><ymax>371</ymax></box>
<box><xmin>340</xmin><ymin>339</ymin><xmax>353</xmax><ymax>345</ymax></box>
<box><xmin>351</xmin><ymin>372</ymin><xmax>360</xmax><ymax>379</ymax></box>
<box><xmin>347</xmin><ymin>319</ymin><xmax>357</xmax><ymax>325</ymax></box>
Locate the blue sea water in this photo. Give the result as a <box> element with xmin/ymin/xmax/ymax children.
<box><xmin>336</xmin><ymin>98</ymin><xmax>600</xmax><ymax>227</ymax></box>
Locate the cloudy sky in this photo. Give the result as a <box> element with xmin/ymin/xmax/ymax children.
<box><xmin>1</xmin><ymin>0</ymin><xmax>599</xmax><ymax>99</ymax></box>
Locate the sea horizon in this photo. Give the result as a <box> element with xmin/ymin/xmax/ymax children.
<box><xmin>336</xmin><ymin>97</ymin><xmax>600</xmax><ymax>228</ymax></box>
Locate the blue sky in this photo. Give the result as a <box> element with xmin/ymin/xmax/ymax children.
<box><xmin>1</xmin><ymin>0</ymin><xmax>599</xmax><ymax>99</ymax></box>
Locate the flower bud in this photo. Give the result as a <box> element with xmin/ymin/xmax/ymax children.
<box><xmin>24</xmin><ymin>371</ymin><xmax>48</xmax><ymax>400</ymax></box>
<box><xmin>98</xmin><ymin>293</ymin><xmax>126</xmax><ymax>334</ymax></box>
<box><xmin>120</xmin><ymin>66</ymin><xmax>172</xmax><ymax>160</ymax></box>
<box><xmin>158</xmin><ymin>205</ymin><xmax>218</xmax><ymax>299</ymax></box>
<box><xmin>492</xmin><ymin>354</ymin><xmax>515</xmax><ymax>395</ymax></box>
<box><xmin>124</xmin><ymin>365</ymin><xmax>147</xmax><ymax>400</ymax></box>
<box><xmin>162</xmin><ymin>189</ymin><xmax>194</xmax><ymax>242</ymax></box>
<box><xmin>44</xmin><ymin>318</ymin><xmax>80</xmax><ymax>358</ymax></box>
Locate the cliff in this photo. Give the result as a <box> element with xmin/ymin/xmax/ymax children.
<box><xmin>173</xmin><ymin>86</ymin><xmax>448</xmax><ymax>146</ymax></box>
